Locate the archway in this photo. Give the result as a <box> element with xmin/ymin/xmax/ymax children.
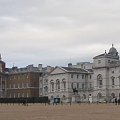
<box><xmin>97</xmin><ymin>93</ymin><xmax>102</xmax><ymax>102</ymax></box>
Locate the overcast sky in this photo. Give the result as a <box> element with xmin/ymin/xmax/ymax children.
<box><xmin>0</xmin><ymin>0</ymin><xmax>120</xmax><ymax>68</ymax></box>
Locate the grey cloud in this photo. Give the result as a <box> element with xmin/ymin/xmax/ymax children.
<box><xmin>0</xmin><ymin>0</ymin><xmax>120</xmax><ymax>67</ymax></box>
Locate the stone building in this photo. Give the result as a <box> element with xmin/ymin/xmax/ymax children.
<box><xmin>0</xmin><ymin>54</ymin><xmax>7</xmax><ymax>98</ymax></box>
<box><xmin>41</xmin><ymin>44</ymin><xmax>120</xmax><ymax>103</ymax></box>
<box><xmin>42</xmin><ymin>64</ymin><xmax>93</xmax><ymax>103</ymax></box>
<box><xmin>93</xmin><ymin>44</ymin><xmax>120</xmax><ymax>102</ymax></box>
<box><xmin>39</xmin><ymin>66</ymin><xmax>54</xmax><ymax>97</ymax></box>
<box><xmin>1</xmin><ymin>44</ymin><xmax>120</xmax><ymax>103</ymax></box>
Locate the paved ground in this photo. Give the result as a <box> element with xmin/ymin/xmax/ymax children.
<box><xmin>0</xmin><ymin>103</ymin><xmax>120</xmax><ymax>120</ymax></box>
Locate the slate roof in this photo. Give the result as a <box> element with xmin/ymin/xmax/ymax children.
<box><xmin>93</xmin><ymin>53</ymin><xmax>119</xmax><ymax>59</ymax></box>
<box><xmin>62</xmin><ymin>67</ymin><xmax>88</xmax><ymax>73</ymax></box>
<box><xmin>87</xmin><ymin>69</ymin><xmax>94</xmax><ymax>73</ymax></box>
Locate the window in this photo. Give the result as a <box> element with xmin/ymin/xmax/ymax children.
<box><xmin>22</xmin><ymin>83</ymin><xmax>24</xmax><ymax>88</ymax></box>
<box><xmin>81</xmin><ymin>64</ymin><xmax>83</xmax><ymax>68</ymax></box>
<box><xmin>44</xmin><ymin>86</ymin><xmax>48</xmax><ymax>93</ymax></box>
<box><xmin>18</xmin><ymin>83</ymin><xmax>20</xmax><ymax>88</ymax></box>
<box><xmin>13</xmin><ymin>84</ymin><xmax>15</xmax><ymax>88</ymax></box>
<box><xmin>62</xmin><ymin>95</ymin><xmax>66</xmax><ymax>100</ymax></box>
<box><xmin>51</xmin><ymin>83</ymin><xmax>54</xmax><ymax>91</ymax></box>
<box><xmin>82</xmin><ymin>74</ymin><xmax>84</xmax><ymax>79</ymax></box>
<box><xmin>90</xmin><ymin>83</ymin><xmax>92</xmax><ymax>88</ymax></box>
<box><xmin>9</xmin><ymin>84</ymin><xmax>11</xmax><ymax>89</ymax></box>
<box><xmin>71</xmin><ymin>83</ymin><xmax>74</xmax><ymax>89</ymax></box>
<box><xmin>17</xmin><ymin>76</ymin><xmax>19</xmax><ymax>79</ymax></box>
<box><xmin>14</xmin><ymin>93</ymin><xmax>16</xmax><ymax>98</ymax></box>
<box><xmin>112</xmin><ymin>71</ymin><xmax>114</xmax><ymax>74</ymax></box>
<box><xmin>97</xmin><ymin>93</ymin><xmax>102</xmax><ymax>100</ymax></box>
<box><xmin>99</xmin><ymin>80</ymin><xmax>102</xmax><ymax>86</ymax></box>
<box><xmin>26</xmin><ymin>83</ymin><xmax>29</xmax><ymax>88</ymax></box>
<box><xmin>97</xmin><ymin>74</ymin><xmax>103</xmax><ymax>88</ymax></box>
<box><xmin>14</xmin><ymin>76</ymin><xmax>16</xmax><ymax>79</ymax></box>
<box><xmin>83</xmin><ymin>94</ymin><xmax>86</xmax><ymax>99</ymax></box>
<box><xmin>77</xmin><ymin>83</ymin><xmax>79</xmax><ymax>89</ymax></box>
<box><xmin>9</xmin><ymin>93</ymin><xmax>11</xmax><ymax>98</ymax></box>
<box><xmin>112</xmin><ymin>79</ymin><xmax>114</xmax><ymax>85</ymax></box>
<box><xmin>39</xmin><ymin>88</ymin><xmax>42</xmax><ymax>94</ymax></box>
<box><xmin>50</xmin><ymin>80</ymin><xmax>54</xmax><ymax>92</ymax></box>
<box><xmin>90</xmin><ymin>75</ymin><xmax>92</xmax><ymax>79</ymax></box>
<box><xmin>2</xmin><ymin>83</ymin><xmax>5</xmax><ymax>90</ymax></box>
<box><xmin>18</xmin><ymin>93</ymin><xmax>20</xmax><ymax>98</ymax></box>
<box><xmin>22</xmin><ymin>93</ymin><xmax>24</xmax><ymax>97</ymax></box>
<box><xmin>62</xmin><ymin>79</ymin><xmax>66</xmax><ymax>91</ymax></box>
<box><xmin>44</xmin><ymin>79</ymin><xmax>48</xmax><ymax>84</ymax></box>
<box><xmin>77</xmin><ymin>75</ymin><xmax>79</xmax><ymax>79</ymax></box>
<box><xmin>63</xmin><ymin>82</ymin><xmax>66</xmax><ymax>90</ymax></box>
<box><xmin>56</xmin><ymin>80</ymin><xmax>60</xmax><ymax>91</ymax></box>
<box><xmin>26</xmin><ymin>74</ymin><xmax>29</xmax><ymax>79</ymax></box>
<box><xmin>98</xmin><ymin>60</ymin><xmax>101</xmax><ymax>64</ymax></box>
<box><xmin>71</xmin><ymin>74</ymin><xmax>73</xmax><ymax>78</ymax></box>
<box><xmin>111</xmin><ymin>77</ymin><xmax>115</xmax><ymax>86</ymax></box>
<box><xmin>27</xmin><ymin>93</ymin><xmax>29</xmax><ymax>97</ymax></box>
<box><xmin>82</xmin><ymin>83</ymin><xmax>84</xmax><ymax>89</ymax></box>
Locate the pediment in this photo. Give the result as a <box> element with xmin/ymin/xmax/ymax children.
<box><xmin>50</xmin><ymin>67</ymin><xmax>67</xmax><ymax>74</ymax></box>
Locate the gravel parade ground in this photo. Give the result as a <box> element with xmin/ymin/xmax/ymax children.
<box><xmin>0</xmin><ymin>103</ymin><xmax>120</xmax><ymax>120</ymax></box>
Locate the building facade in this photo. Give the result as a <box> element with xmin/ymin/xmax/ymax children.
<box><xmin>7</xmin><ymin>72</ymin><xmax>41</xmax><ymax>98</ymax></box>
<box><xmin>1</xmin><ymin>44</ymin><xmax>120</xmax><ymax>103</ymax></box>
<box><xmin>93</xmin><ymin>44</ymin><xmax>120</xmax><ymax>102</ymax></box>
<box><xmin>0</xmin><ymin>54</ymin><xmax>7</xmax><ymax>98</ymax></box>
<box><xmin>41</xmin><ymin>45</ymin><xmax>120</xmax><ymax>103</ymax></box>
<box><xmin>42</xmin><ymin>65</ymin><xmax>93</xmax><ymax>103</ymax></box>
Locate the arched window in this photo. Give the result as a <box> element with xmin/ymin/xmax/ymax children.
<box><xmin>50</xmin><ymin>80</ymin><xmax>54</xmax><ymax>92</ymax></box>
<box><xmin>97</xmin><ymin>93</ymin><xmax>102</xmax><ymax>99</ymax></box>
<box><xmin>97</xmin><ymin>93</ymin><xmax>102</xmax><ymax>102</ymax></box>
<box><xmin>83</xmin><ymin>94</ymin><xmax>86</xmax><ymax>99</ymax></box>
<box><xmin>97</xmin><ymin>74</ymin><xmax>103</xmax><ymax>88</ymax></box>
<box><xmin>62</xmin><ymin>95</ymin><xmax>66</xmax><ymax>101</ymax></box>
<box><xmin>56</xmin><ymin>79</ymin><xmax>60</xmax><ymax>91</ymax></box>
<box><xmin>44</xmin><ymin>86</ymin><xmax>48</xmax><ymax>94</ymax></box>
<box><xmin>62</xmin><ymin>79</ymin><xmax>66</xmax><ymax>91</ymax></box>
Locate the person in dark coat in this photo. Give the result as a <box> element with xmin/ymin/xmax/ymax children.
<box><xmin>118</xmin><ymin>98</ymin><xmax>120</xmax><ymax>105</ymax></box>
<box><xmin>115</xmin><ymin>98</ymin><xmax>117</xmax><ymax>105</ymax></box>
